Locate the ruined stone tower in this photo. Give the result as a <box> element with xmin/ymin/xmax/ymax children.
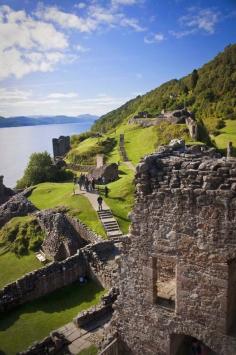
<box><xmin>108</xmin><ymin>145</ymin><xmax>236</xmax><ymax>355</ymax></box>
<box><xmin>52</xmin><ymin>136</ymin><xmax>70</xmax><ymax>158</ymax></box>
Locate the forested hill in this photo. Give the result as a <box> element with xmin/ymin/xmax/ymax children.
<box><xmin>92</xmin><ymin>44</ymin><xmax>236</xmax><ymax>135</ymax></box>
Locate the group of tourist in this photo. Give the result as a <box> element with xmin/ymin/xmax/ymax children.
<box><xmin>75</xmin><ymin>174</ymin><xmax>96</xmax><ymax>192</ymax></box>
<box><xmin>73</xmin><ymin>174</ymin><xmax>110</xmax><ymax>211</ymax></box>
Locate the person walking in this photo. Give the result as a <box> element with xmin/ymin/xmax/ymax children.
<box><xmin>97</xmin><ymin>196</ymin><xmax>103</xmax><ymax>211</ymax></box>
<box><xmin>78</xmin><ymin>175</ymin><xmax>83</xmax><ymax>190</ymax></box>
<box><xmin>91</xmin><ymin>179</ymin><xmax>96</xmax><ymax>191</ymax></box>
<box><xmin>104</xmin><ymin>186</ymin><xmax>109</xmax><ymax>198</ymax></box>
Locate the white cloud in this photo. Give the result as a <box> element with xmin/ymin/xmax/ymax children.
<box><xmin>0</xmin><ymin>90</ymin><xmax>128</xmax><ymax>117</ymax></box>
<box><xmin>74</xmin><ymin>3</ymin><xmax>87</xmax><ymax>9</ymax></box>
<box><xmin>47</xmin><ymin>92</ymin><xmax>79</xmax><ymax>99</ymax></box>
<box><xmin>112</xmin><ymin>0</ymin><xmax>138</xmax><ymax>6</ymax></box>
<box><xmin>36</xmin><ymin>2</ymin><xmax>146</xmax><ymax>33</ymax></box>
<box><xmin>171</xmin><ymin>7</ymin><xmax>220</xmax><ymax>38</ymax></box>
<box><xmin>144</xmin><ymin>32</ymin><xmax>165</xmax><ymax>44</ymax></box>
<box><xmin>36</xmin><ymin>4</ymin><xmax>97</xmax><ymax>32</ymax></box>
<box><xmin>0</xmin><ymin>88</ymin><xmax>32</xmax><ymax>101</ymax></box>
<box><xmin>75</xmin><ymin>44</ymin><xmax>90</xmax><ymax>53</ymax></box>
<box><xmin>0</xmin><ymin>5</ymin><xmax>68</xmax><ymax>80</ymax></box>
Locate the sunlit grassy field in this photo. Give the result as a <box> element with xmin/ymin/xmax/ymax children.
<box><xmin>0</xmin><ymin>251</ymin><xmax>41</xmax><ymax>289</ymax></box>
<box><xmin>28</xmin><ymin>182</ymin><xmax>106</xmax><ymax>237</ymax></box>
<box><xmin>214</xmin><ymin>120</ymin><xmax>236</xmax><ymax>155</ymax></box>
<box><xmin>0</xmin><ymin>280</ymin><xmax>105</xmax><ymax>355</ymax></box>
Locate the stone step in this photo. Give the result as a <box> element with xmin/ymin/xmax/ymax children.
<box><xmin>98</xmin><ymin>211</ymin><xmax>113</xmax><ymax>217</ymax></box>
<box><xmin>107</xmin><ymin>231</ymin><xmax>123</xmax><ymax>237</ymax></box>
<box><xmin>105</xmin><ymin>227</ymin><xmax>120</xmax><ymax>232</ymax></box>
<box><xmin>103</xmin><ymin>223</ymin><xmax>120</xmax><ymax>229</ymax></box>
<box><xmin>99</xmin><ymin>215</ymin><xmax>113</xmax><ymax>219</ymax></box>
<box><xmin>98</xmin><ymin>210</ymin><xmax>113</xmax><ymax>215</ymax></box>
<box><xmin>103</xmin><ymin>222</ymin><xmax>120</xmax><ymax>228</ymax></box>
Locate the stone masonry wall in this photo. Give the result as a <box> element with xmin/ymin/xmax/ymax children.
<box><xmin>0</xmin><ymin>240</ymin><xmax>120</xmax><ymax>313</ymax></box>
<box><xmin>0</xmin><ymin>251</ymin><xmax>86</xmax><ymax>313</ymax></box>
<box><xmin>110</xmin><ymin>147</ymin><xmax>236</xmax><ymax>355</ymax></box>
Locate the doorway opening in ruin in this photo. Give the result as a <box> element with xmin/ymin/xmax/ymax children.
<box><xmin>227</xmin><ymin>258</ymin><xmax>236</xmax><ymax>335</ymax></box>
<box><xmin>155</xmin><ymin>256</ymin><xmax>176</xmax><ymax>310</ymax></box>
<box><xmin>170</xmin><ymin>334</ymin><xmax>218</xmax><ymax>355</ymax></box>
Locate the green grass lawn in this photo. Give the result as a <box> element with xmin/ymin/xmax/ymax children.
<box><xmin>28</xmin><ymin>182</ymin><xmax>106</xmax><ymax>237</ymax></box>
<box><xmin>121</xmin><ymin>124</ymin><xmax>158</xmax><ymax>165</ymax></box>
<box><xmin>105</xmin><ymin>123</ymin><xmax>157</xmax><ymax>166</ymax></box>
<box><xmin>78</xmin><ymin>345</ymin><xmax>98</xmax><ymax>355</ymax></box>
<box><xmin>98</xmin><ymin>164</ymin><xmax>135</xmax><ymax>234</ymax></box>
<box><xmin>0</xmin><ymin>280</ymin><xmax>105</xmax><ymax>355</ymax></box>
<box><xmin>0</xmin><ymin>251</ymin><xmax>41</xmax><ymax>289</ymax></box>
<box><xmin>213</xmin><ymin>120</ymin><xmax>236</xmax><ymax>155</ymax></box>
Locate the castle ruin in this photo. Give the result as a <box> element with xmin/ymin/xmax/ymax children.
<box><xmin>52</xmin><ymin>136</ymin><xmax>70</xmax><ymax>158</ymax></box>
<box><xmin>104</xmin><ymin>145</ymin><xmax>236</xmax><ymax>354</ymax></box>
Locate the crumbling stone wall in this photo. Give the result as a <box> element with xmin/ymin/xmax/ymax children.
<box><xmin>52</xmin><ymin>136</ymin><xmax>70</xmax><ymax>158</ymax></box>
<box><xmin>36</xmin><ymin>209</ymin><xmax>86</xmax><ymax>261</ymax></box>
<box><xmin>84</xmin><ymin>241</ymin><xmax>121</xmax><ymax>289</ymax></box>
<box><xmin>0</xmin><ymin>240</ymin><xmax>121</xmax><ymax>313</ymax></box>
<box><xmin>109</xmin><ymin>146</ymin><xmax>236</xmax><ymax>355</ymax></box>
<box><xmin>0</xmin><ymin>175</ymin><xmax>15</xmax><ymax>205</ymax></box>
<box><xmin>0</xmin><ymin>252</ymin><xmax>86</xmax><ymax>313</ymax></box>
<box><xmin>0</xmin><ymin>193</ymin><xmax>37</xmax><ymax>228</ymax></box>
<box><xmin>68</xmin><ymin>215</ymin><xmax>103</xmax><ymax>244</ymax></box>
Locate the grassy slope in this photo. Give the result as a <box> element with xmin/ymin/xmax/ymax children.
<box><xmin>214</xmin><ymin>120</ymin><xmax>236</xmax><ymax>155</ymax></box>
<box><xmin>0</xmin><ymin>280</ymin><xmax>104</xmax><ymax>355</ymax></box>
<box><xmin>66</xmin><ymin>120</ymin><xmax>195</xmax><ymax>235</ymax></box>
<box><xmin>106</xmin><ymin>124</ymin><xmax>158</xmax><ymax>165</ymax></box>
<box><xmin>28</xmin><ymin>182</ymin><xmax>106</xmax><ymax>237</ymax></box>
<box><xmin>0</xmin><ymin>252</ymin><xmax>41</xmax><ymax>289</ymax></box>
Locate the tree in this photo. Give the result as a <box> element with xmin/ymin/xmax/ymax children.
<box><xmin>16</xmin><ymin>152</ymin><xmax>56</xmax><ymax>188</ymax></box>
<box><xmin>191</xmin><ymin>69</ymin><xmax>199</xmax><ymax>89</ymax></box>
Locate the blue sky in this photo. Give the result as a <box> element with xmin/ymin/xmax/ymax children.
<box><xmin>0</xmin><ymin>0</ymin><xmax>236</xmax><ymax>117</ymax></box>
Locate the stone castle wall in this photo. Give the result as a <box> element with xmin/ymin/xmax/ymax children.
<box><xmin>0</xmin><ymin>252</ymin><xmax>86</xmax><ymax>313</ymax></box>
<box><xmin>0</xmin><ymin>240</ymin><xmax>119</xmax><ymax>313</ymax></box>
<box><xmin>110</xmin><ymin>148</ymin><xmax>236</xmax><ymax>354</ymax></box>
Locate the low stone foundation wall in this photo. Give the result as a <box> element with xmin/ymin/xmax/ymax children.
<box><xmin>0</xmin><ymin>240</ymin><xmax>121</xmax><ymax>313</ymax></box>
<box><xmin>68</xmin><ymin>215</ymin><xmax>103</xmax><ymax>244</ymax></box>
<box><xmin>67</xmin><ymin>164</ymin><xmax>96</xmax><ymax>172</ymax></box>
<box><xmin>0</xmin><ymin>251</ymin><xmax>86</xmax><ymax>313</ymax></box>
<box><xmin>19</xmin><ymin>332</ymin><xmax>69</xmax><ymax>355</ymax></box>
<box><xmin>74</xmin><ymin>288</ymin><xmax>118</xmax><ymax>328</ymax></box>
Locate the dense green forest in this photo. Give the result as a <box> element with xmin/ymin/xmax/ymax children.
<box><xmin>92</xmin><ymin>44</ymin><xmax>236</xmax><ymax>136</ymax></box>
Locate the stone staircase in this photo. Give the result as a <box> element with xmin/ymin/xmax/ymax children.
<box><xmin>97</xmin><ymin>209</ymin><xmax>123</xmax><ymax>238</ymax></box>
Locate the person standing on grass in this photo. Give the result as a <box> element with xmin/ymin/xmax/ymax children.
<box><xmin>97</xmin><ymin>196</ymin><xmax>103</xmax><ymax>211</ymax></box>
<box><xmin>104</xmin><ymin>186</ymin><xmax>109</xmax><ymax>198</ymax></box>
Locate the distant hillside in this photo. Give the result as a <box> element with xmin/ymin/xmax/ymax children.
<box><xmin>0</xmin><ymin>114</ymin><xmax>98</xmax><ymax>128</ymax></box>
<box><xmin>92</xmin><ymin>44</ymin><xmax>236</xmax><ymax>136</ymax></box>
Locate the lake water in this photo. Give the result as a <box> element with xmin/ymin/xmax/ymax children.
<box><xmin>0</xmin><ymin>123</ymin><xmax>91</xmax><ymax>188</ymax></box>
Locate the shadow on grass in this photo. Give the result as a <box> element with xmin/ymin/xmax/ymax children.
<box><xmin>0</xmin><ymin>280</ymin><xmax>103</xmax><ymax>332</ymax></box>
<box><xmin>107</xmin><ymin>196</ymin><xmax>126</xmax><ymax>202</ymax></box>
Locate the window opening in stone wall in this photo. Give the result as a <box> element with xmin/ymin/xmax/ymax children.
<box><xmin>170</xmin><ymin>334</ymin><xmax>218</xmax><ymax>355</ymax></box>
<box><xmin>155</xmin><ymin>256</ymin><xmax>176</xmax><ymax>310</ymax></box>
<box><xmin>227</xmin><ymin>258</ymin><xmax>236</xmax><ymax>335</ymax></box>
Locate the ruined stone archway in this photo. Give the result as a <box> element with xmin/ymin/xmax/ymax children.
<box><xmin>170</xmin><ymin>334</ymin><xmax>218</xmax><ymax>355</ymax></box>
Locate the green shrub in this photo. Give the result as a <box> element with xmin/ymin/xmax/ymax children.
<box><xmin>16</xmin><ymin>152</ymin><xmax>73</xmax><ymax>188</ymax></box>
